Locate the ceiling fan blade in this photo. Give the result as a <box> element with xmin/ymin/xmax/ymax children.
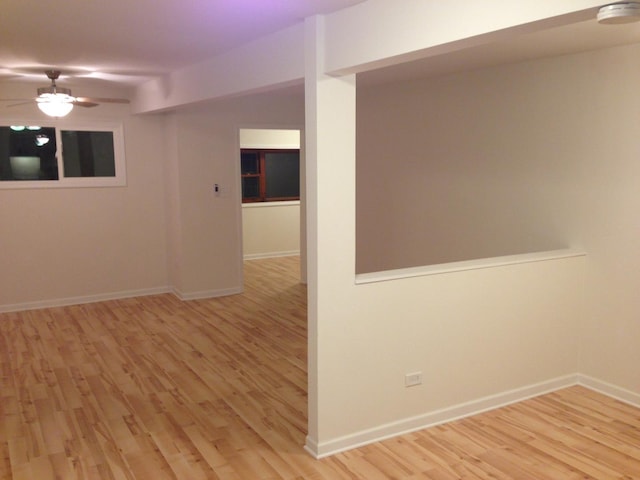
<box><xmin>5</xmin><ymin>101</ymin><xmax>34</xmax><ymax>108</ymax></box>
<box><xmin>74</xmin><ymin>96</ymin><xmax>130</xmax><ymax>105</ymax></box>
<box><xmin>72</xmin><ymin>100</ymin><xmax>99</xmax><ymax>108</ymax></box>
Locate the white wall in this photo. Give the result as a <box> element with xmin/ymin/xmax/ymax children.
<box><xmin>324</xmin><ymin>0</ymin><xmax>602</xmax><ymax>75</ymax></box>
<box><xmin>564</xmin><ymin>45</ymin><xmax>640</xmax><ymax>396</ymax></box>
<box><xmin>0</xmin><ymin>86</ymin><xmax>305</xmax><ymax>308</ymax></box>
<box><xmin>240</xmin><ymin>128</ymin><xmax>301</xmax><ymax>259</ymax></box>
<box><xmin>133</xmin><ymin>24</ymin><xmax>304</xmax><ymax>113</ymax></box>
<box><xmin>307</xmin><ymin>10</ymin><xmax>640</xmax><ymax>455</ymax></box>
<box><xmin>306</xmin><ymin>16</ymin><xmax>586</xmax><ymax>455</ymax></box>
<box><xmin>0</xmin><ymin>92</ymin><xmax>168</xmax><ymax>310</ymax></box>
<box><xmin>163</xmin><ymin>113</ymin><xmax>184</xmax><ymax>293</ymax></box>
<box><xmin>239</xmin><ymin>128</ymin><xmax>300</xmax><ymax>149</ymax></box>
<box><xmin>3</xmin><ymin>0</ymin><xmax>638</xmax><ymax>460</ymax></box>
<box><xmin>312</xmin><ymin>41</ymin><xmax>640</xmax><ymax>452</ymax></box>
<box><xmin>165</xmin><ymin>90</ymin><xmax>304</xmax><ymax>298</ymax></box>
<box><xmin>356</xmin><ymin>42</ymin><xmax>640</xmax><ymax>396</ymax></box>
<box><xmin>165</xmin><ymin>109</ymin><xmax>243</xmax><ymax>298</ymax></box>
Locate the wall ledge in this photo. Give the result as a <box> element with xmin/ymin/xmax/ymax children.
<box><xmin>356</xmin><ymin>248</ymin><xmax>586</xmax><ymax>285</ymax></box>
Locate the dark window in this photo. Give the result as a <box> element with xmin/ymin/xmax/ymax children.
<box><xmin>0</xmin><ymin>126</ymin><xmax>58</xmax><ymax>180</ymax></box>
<box><xmin>61</xmin><ymin>130</ymin><xmax>116</xmax><ymax>178</ymax></box>
<box><xmin>0</xmin><ymin>124</ymin><xmax>124</xmax><ymax>187</ymax></box>
<box><xmin>241</xmin><ymin>148</ymin><xmax>300</xmax><ymax>202</ymax></box>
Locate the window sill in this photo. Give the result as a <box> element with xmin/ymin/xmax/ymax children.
<box><xmin>0</xmin><ymin>178</ymin><xmax>126</xmax><ymax>189</ymax></box>
<box><xmin>242</xmin><ymin>200</ymin><xmax>300</xmax><ymax>208</ymax></box>
<box><xmin>355</xmin><ymin>248</ymin><xmax>586</xmax><ymax>285</ymax></box>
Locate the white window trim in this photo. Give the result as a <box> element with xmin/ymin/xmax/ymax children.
<box><xmin>242</xmin><ymin>200</ymin><xmax>300</xmax><ymax>209</ymax></box>
<box><xmin>0</xmin><ymin>118</ymin><xmax>126</xmax><ymax>189</ymax></box>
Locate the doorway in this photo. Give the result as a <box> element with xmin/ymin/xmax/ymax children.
<box><xmin>238</xmin><ymin>128</ymin><xmax>305</xmax><ymax>282</ymax></box>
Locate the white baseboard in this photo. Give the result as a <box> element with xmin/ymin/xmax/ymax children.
<box><xmin>0</xmin><ymin>284</ymin><xmax>245</xmax><ymax>313</ymax></box>
<box><xmin>303</xmin><ymin>437</ymin><xmax>320</xmax><ymax>459</ymax></box>
<box><xmin>173</xmin><ymin>286</ymin><xmax>242</xmax><ymax>301</ymax></box>
<box><xmin>578</xmin><ymin>374</ymin><xmax>640</xmax><ymax>408</ymax></box>
<box><xmin>306</xmin><ymin>374</ymin><xmax>579</xmax><ymax>459</ymax></box>
<box><xmin>0</xmin><ymin>286</ymin><xmax>172</xmax><ymax>313</ymax></box>
<box><xmin>243</xmin><ymin>250</ymin><xmax>300</xmax><ymax>261</ymax></box>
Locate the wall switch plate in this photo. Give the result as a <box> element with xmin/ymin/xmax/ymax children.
<box><xmin>405</xmin><ymin>371</ymin><xmax>422</xmax><ymax>387</ymax></box>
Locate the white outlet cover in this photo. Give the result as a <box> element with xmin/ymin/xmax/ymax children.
<box><xmin>405</xmin><ymin>372</ymin><xmax>422</xmax><ymax>387</ymax></box>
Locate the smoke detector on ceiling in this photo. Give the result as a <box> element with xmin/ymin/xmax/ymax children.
<box><xmin>597</xmin><ymin>2</ymin><xmax>640</xmax><ymax>24</ymax></box>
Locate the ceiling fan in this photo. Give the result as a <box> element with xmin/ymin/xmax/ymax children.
<box><xmin>2</xmin><ymin>70</ymin><xmax>130</xmax><ymax>117</ymax></box>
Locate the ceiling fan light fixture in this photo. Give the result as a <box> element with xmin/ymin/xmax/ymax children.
<box><xmin>597</xmin><ymin>2</ymin><xmax>640</xmax><ymax>24</ymax></box>
<box><xmin>36</xmin><ymin>93</ymin><xmax>74</xmax><ymax>117</ymax></box>
<box><xmin>1</xmin><ymin>70</ymin><xmax>130</xmax><ymax>115</ymax></box>
<box><xmin>35</xmin><ymin>135</ymin><xmax>50</xmax><ymax>147</ymax></box>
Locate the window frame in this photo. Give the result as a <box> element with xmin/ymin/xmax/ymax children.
<box><xmin>240</xmin><ymin>148</ymin><xmax>300</xmax><ymax>203</ymax></box>
<box><xmin>0</xmin><ymin>117</ymin><xmax>126</xmax><ymax>189</ymax></box>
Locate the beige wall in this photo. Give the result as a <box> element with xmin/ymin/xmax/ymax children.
<box><xmin>0</xmin><ymin>103</ymin><xmax>168</xmax><ymax>310</ymax></box>
<box><xmin>356</xmin><ymin>58</ymin><xmax>578</xmax><ymax>272</ymax></box>
<box><xmin>242</xmin><ymin>202</ymin><xmax>300</xmax><ymax>259</ymax></box>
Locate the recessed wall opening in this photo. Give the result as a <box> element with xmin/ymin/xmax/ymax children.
<box><xmin>355</xmin><ymin>66</ymin><xmax>569</xmax><ymax>275</ymax></box>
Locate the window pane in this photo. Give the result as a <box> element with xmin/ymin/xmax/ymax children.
<box><xmin>241</xmin><ymin>152</ymin><xmax>259</xmax><ymax>174</ymax></box>
<box><xmin>0</xmin><ymin>126</ymin><xmax>58</xmax><ymax>181</ymax></box>
<box><xmin>242</xmin><ymin>176</ymin><xmax>260</xmax><ymax>200</ymax></box>
<box><xmin>62</xmin><ymin>130</ymin><xmax>115</xmax><ymax>177</ymax></box>
<box><xmin>264</xmin><ymin>152</ymin><xmax>299</xmax><ymax>199</ymax></box>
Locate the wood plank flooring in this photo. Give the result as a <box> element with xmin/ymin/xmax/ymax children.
<box><xmin>1</xmin><ymin>256</ymin><xmax>639</xmax><ymax>479</ymax></box>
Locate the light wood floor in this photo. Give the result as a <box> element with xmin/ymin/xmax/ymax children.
<box><xmin>1</xmin><ymin>256</ymin><xmax>640</xmax><ymax>479</ymax></box>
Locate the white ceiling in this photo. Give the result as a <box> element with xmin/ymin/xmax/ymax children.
<box><xmin>1</xmin><ymin>1</ymin><xmax>640</xmax><ymax>95</ymax></box>
<box><xmin>0</xmin><ymin>0</ymin><xmax>364</xmax><ymax>87</ymax></box>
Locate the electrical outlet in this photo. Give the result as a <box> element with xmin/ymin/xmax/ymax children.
<box><xmin>405</xmin><ymin>371</ymin><xmax>422</xmax><ymax>387</ymax></box>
